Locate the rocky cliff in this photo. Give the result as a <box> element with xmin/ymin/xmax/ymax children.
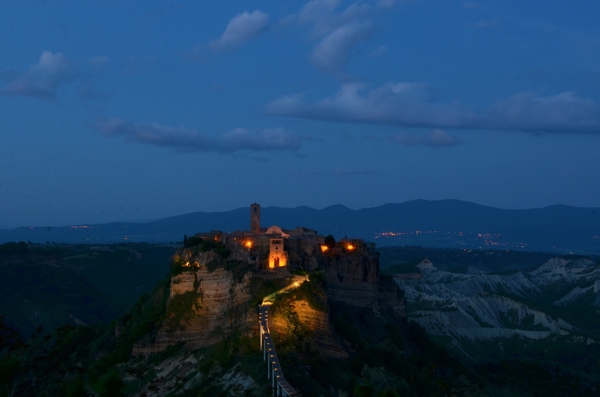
<box><xmin>134</xmin><ymin>239</ymin><xmax>406</xmax><ymax>355</ymax></box>
<box><xmin>394</xmin><ymin>257</ymin><xmax>600</xmax><ymax>360</ymax></box>
<box><xmin>320</xmin><ymin>250</ymin><xmax>406</xmax><ymax>317</ymax></box>
<box><xmin>133</xmin><ymin>250</ymin><xmax>255</xmax><ymax>354</ymax></box>
<box><xmin>270</xmin><ymin>296</ymin><xmax>349</xmax><ymax>359</ymax></box>
<box><xmin>321</xmin><ymin>252</ymin><xmax>380</xmax><ymax>306</ymax></box>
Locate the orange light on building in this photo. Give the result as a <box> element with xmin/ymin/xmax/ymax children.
<box><xmin>320</xmin><ymin>245</ymin><xmax>329</xmax><ymax>252</ymax></box>
<box><xmin>268</xmin><ymin>256</ymin><xmax>287</xmax><ymax>268</ymax></box>
<box><xmin>346</xmin><ymin>244</ymin><xmax>355</xmax><ymax>250</ymax></box>
<box><xmin>244</xmin><ymin>240</ymin><xmax>253</xmax><ymax>248</ymax></box>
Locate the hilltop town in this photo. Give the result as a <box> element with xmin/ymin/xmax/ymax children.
<box><xmin>189</xmin><ymin>203</ymin><xmax>375</xmax><ymax>272</ymax></box>
<box><xmin>133</xmin><ymin>203</ymin><xmax>405</xmax><ymax>360</ymax></box>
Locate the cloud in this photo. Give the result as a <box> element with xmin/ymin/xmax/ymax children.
<box><xmin>1</xmin><ymin>51</ymin><xmax>78</xmax><ymax>97</ymax></box>
<box><xmin>297</xmin><ymin>0</ymin><xmax>370</xmax><ymax>37</ymax></box>
<box><xmin>94</xmin><ymin>118</ymin><xmax>304</xmax><ymax>153</ymax></box>
<box><xmin>389</xmin><ymin>129</ymin><xmax>463</xmax><ymax>147</ymax></box>
<box><xmin>481</xmin><ymin>92</ymin><xmax>600</xmax><ymax>134</ymax></box>
<box><xmin>210</xmin><ymin>10</ymin><xmax>269</xmax><ymax>51</ymax></box>
<box><xmin>266</xmin><ymin>82</ymin><xmax>600</xmax><ymax>135</ymax></box>
<box><xmin>220</xmin><ymin>127</ymin><xmax>304</xmax><ymax>151</ymax></box>
<box><xmin>310</xmin><ymin>22</ymin><xmax>373</xmax><ymax>73</ymax></box>
<box><xmin>266</xmin><ymin>82</ymin><xmax>469</xmax><ymax>128</ymax></box>
<box><xmin>294</xmin><ymin>0</ymin><xmax>376</xmax><ymax>74</ymax></box>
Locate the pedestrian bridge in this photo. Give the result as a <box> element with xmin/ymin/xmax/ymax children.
<box><xmin>259</xmin><ymin>275</ymin><xmax>308</xmax><ymax>396</ymax></box>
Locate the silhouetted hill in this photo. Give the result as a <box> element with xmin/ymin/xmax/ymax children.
<box><xmin>1</xmin><ymin>200</ymin><xmax>599</xmax><ymax>254</ymax></box>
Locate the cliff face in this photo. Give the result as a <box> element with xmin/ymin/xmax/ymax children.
<box><xmin>270</xmin><ymin>296</ymin><xmax>349</xmax><ymax>359</ymax></box>
<box><xmin>321</xmin><ymin>252</ymin><xmax>380</xmax><ymax>306</ymax></box>
<box><xmin>320</xmin><ymin>251</ymin><xmax>406</xmax><ymax>317</ymax></box>
<box><xmin>133</xmin><ymin>250</ymin><xmax>255</xmax><ymax>355</ymax></box>
<box><xmin>291</xmin><ymin>300</ymin><xmax>348</xmax><ymax>358</ymax></box>
<box><xmin>134</xmin><ymin>240</ymin><xmax>406</xmax><ymax>355</ymax></box>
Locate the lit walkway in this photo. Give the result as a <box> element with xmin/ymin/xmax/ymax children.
<box><xmin>259</xmin><ymin>276</ymin><xmax>308</xmax><ymax>397</ymax></box>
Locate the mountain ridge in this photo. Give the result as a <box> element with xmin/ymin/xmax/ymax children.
<box><xmin>1</xmin><ymin>199</ymin><xmax>599</xmax><ymax>254</ymax></box>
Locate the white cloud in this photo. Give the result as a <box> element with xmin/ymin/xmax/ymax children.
<box><xmin>95</xmin><ymin>118</ymin><xmax>304</xmax><ymax>153</ymax></box>
<box><xmin>1</xmin><ymin>51</ymin><xmax>78</xmax><ymax>97</ymax></box>
<box><xmin>310</xmin><ymin>22</ymin><xmax>373</xmax><ymax>73</ymax></box>
<box><xmin>482</xmin><ymin>92</ymin><xmax>600</xmax><ymax>134</ymax></box>
<box><xmin>266</xmin><ymin>82</ymin><xmax>469</xmax><ymax>128</ymax></box>
<box><xmin>297</xmin><ymin>0</ymin><xmax>372</xmax><ymax>36</ymax></box>
<box><xmin>298</xmin><ymin>0</ymin><xmax>345</xmax><ymax>36</ymax></box>
<box><xmin>267</xmin><ymin>82</ymin><xmax>600</xmax><ymax>135</ymax></box>
<box><xmin>210</xmin><ymin>10</ymin><xmax>269</xmax><ymax>51</ymax></box>
<box><xmin>294</xmin><ymin>0</ymin><xmax>376</xmax><ymax>75</ymax></box>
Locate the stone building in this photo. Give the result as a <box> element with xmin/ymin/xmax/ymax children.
<box><xmin>193</xmin><ymin>203</ymin><xmax>376</xmax><ymax>274</ymax></box>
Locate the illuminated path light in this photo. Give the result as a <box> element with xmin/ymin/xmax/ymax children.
<box><xmin>259</xmin><ymin>275</ymin><xmax>308</xmax><ymax>397</ymax></box>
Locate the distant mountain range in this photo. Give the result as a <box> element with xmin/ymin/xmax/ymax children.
<box><xmin>2</xmin><ymin>200</ymin><xmax>599</xmax><ymax>254</ymax></box>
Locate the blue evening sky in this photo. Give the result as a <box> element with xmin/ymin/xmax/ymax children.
<box><xmin>1</xmin><ymin>0</ymin><xmax>599</xmax><ymax>228</ymax></box>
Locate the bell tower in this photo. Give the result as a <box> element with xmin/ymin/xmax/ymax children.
<box><xmin>250</xmin><ymin>203</ymin><xmax>261</xmax><ymax>234</ymax></box>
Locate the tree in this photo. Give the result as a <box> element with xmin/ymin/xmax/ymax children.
<box><xmin>324</xmin><ymin>234</ymin><xmax>336</xmax><ymax>248</ymax></box>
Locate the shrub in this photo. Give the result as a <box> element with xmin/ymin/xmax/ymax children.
<box><xmin>184</xmin><ymin>236</ymin><xmax>203</xmax><ymax>248</ymax></box>
<box><xmin>215</xmin><ymin>244</ymin><xmax>231</xmax><ymax>259</ymax></box>
<box><xmin>206</xmin><ymin>258</ymin><xmax>220</xmax><ymax>272</ymax></box>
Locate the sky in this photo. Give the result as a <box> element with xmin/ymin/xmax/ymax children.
<box><xmin>1</xmin><ymin>0</ymin><xmax>600</xmax><ymax>228</ymax></box>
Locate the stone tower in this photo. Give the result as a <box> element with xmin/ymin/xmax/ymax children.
<box><xmin>268</xmin><ymin>238</ymin><xmax>287</xmax><ymax>268</ymax></box>
<box><xmin>250</xmin><ymin>203</ymin><xmax>261</xmax><ymax>234</ymax></box>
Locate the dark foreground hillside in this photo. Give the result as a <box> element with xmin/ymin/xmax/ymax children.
<box><xmin>1</xmin><ymin>241</ymin><xmax>599</xmax><ymax>396</ymax></box>
<box><xmin>0</xmin><ymin>274</ymin><xmax>490</xmax><ymax>397</ymax></box>
<box><xmin>0</xmin><ymin>267</ymin><xmax>598</xmax><ymax>395</ymax></box>
<box><xmin>0</xmin><ymin>242</ymin><xmax>176</xmax><ymax>336</ymax></box>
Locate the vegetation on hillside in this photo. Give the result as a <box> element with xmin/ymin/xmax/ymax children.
<box><xmin>0</xmin><ymin>242</ymin><xmax>176</xmax><ymax>336</ymax></box>
<box><xmin>1</xmin><ymin>241</ymin><xmax>599</xmax><ymax>396</ymax></box>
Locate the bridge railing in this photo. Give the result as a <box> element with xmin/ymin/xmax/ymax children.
<box><xmin>259</xmin><ymin>276</ymin><xmax>308</xmax><ymax>396</ymax></box>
